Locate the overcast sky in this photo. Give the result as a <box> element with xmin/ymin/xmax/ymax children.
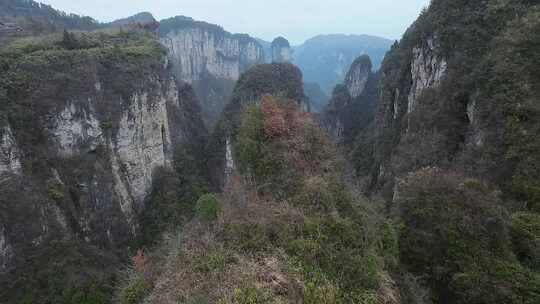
<box><xmin>40</xmin><ymin>0</ymin><xmax>430</xmax><ymax>45</ymax></box>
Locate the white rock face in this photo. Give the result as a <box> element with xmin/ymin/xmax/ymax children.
<box><xmin>113</xmin><ymin>89</ymin><xmax>172</xmax><ymax>210</ymax></box>
<box><xmin>466</xmin><ymin>98</ymin><xmax>484</xmax><ymax>147</ymax></box>
<box><xmin>0</xmin><ymin>224</ymin><xmax>13</xmax><ymax>272</ymax></box>
<box><xmin>49</xmin><ymin>80</ymin><xmax>178</xmax><ymax>228</ymax></box>
<box><xmin>345</xmin><ymin>57</ymin><xmax>372</xmax><ymax>99</ymax></box>
<box><xmin>224</xmin><ymin>137</ymin><xmax>235</xmax><ymax>181</ymax></box>
<box><xmin>407</xmin><ymin>37</ymin><xmax>447</xmax><ymax>114</ymax></box>
<box><xmin>393</xmin><ymin>88</ymin><xmax>401</xmax><ymax>120</ymax></box>
<box><xmin>0</xmin><ymin>125</ymin><xmax>22</xmax><ymax>175</ymax></box>
<box><xmin>160</xmin><ymin>28</ymin><xmax>264</xmax><ymax>83</ymax></box>
<box><xmin>52</xmin><ymin>103</ymin><xmax>103</xmax><ymax>155</ymax></box>
<box><xmin>272</xmin><ymin>45</ymin><xmax>291</xmax><ymax>63</ymax></box>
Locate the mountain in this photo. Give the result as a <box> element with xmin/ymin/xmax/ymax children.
<box><xmin>208</xmin><ymin>62</ymin><xmax>307</xmax><ymax>188</ymax></box>
<box><xmin>0</xmin><ymin>0</ymin><xmax>100</xmax><ymax>43</ymax></box>
<box><xmin>293</xmin><ymin>34</ymin><xmax>393</xmax><ymax>94</ymax></box>
<box><xmin>159</xmin><ymin>16</ymin><xmax>265</xmax><ymax>128</ymax></box>
<box><xmin>323</xmin><ymin>54</ymin><xmax>378</xmax><ymax>146</ymax></box>
<box><xmin>3</xmin><ymin>0</ymin><xmax>540</xmax><ymax>303</ymax></box>
<box><xmin>107</xmin><ymin>12</ymin><xmax>156</xmax><ymax>27</ymax></box>
<box><xmin>0</xmin><ymin>8</ymin><xmax>208</xmax><ymax>303</ymax></box>
<box><xmin>339</xmin><ymin>0</ymin><xmax>540</xmax><ymax>302</ymax></box>
<box><xmin>136</xmin><ymin>74</ymin><xmax>390</xmax><ymax>304</ymax></box>
<box><xmin>270</xmin><ymin>36</ymin><xmax>292</xmax><ymax>63</ymax></box>
<box><xmin>255</xmin><ymin>37</ymin><xmax>272</xmax><ymax>62</ymax></box>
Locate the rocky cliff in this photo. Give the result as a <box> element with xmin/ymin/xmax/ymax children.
<box><xmin>271</xmin><ymin>36</ymin><xmax>292</xmax><ymax>63</ymax></box>
<box><xmin>323</xmin><ymin>54</ymin><xmax>377</xmax><ymax>146</ymax></box>
<box><xmin>354</xmin><ymin>2</ymin><xmax>540</xmax><ymax>302</ymax></box>
<box><xmin>344</xmin><ymin>55</ymin><xmax>373</xmax><ymax>99</ymax></box>
<box><xmin>159</xmin><ymin>16</ymin><xmax>265</xmax><ymax>127</ymax></box>
<box><xmin>370</xmin><ymin>17</ymin><xmax>460</xmax><ymax>196</ymax></box>
<box><xmin>0</xmin><ymin>28</ymin><xmax>206</xmax><ymax>302</ymax></box>
<box><xmin>369</xmin><ymin>1</ymin><xmax>540</xmax><ymax>202</ymax></box>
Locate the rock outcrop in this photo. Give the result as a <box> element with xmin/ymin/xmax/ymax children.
<box><xmin>407</xmin><ymin>37</ymin><xmax>447</xmax><ymax>116</ymax></box>
<box><xmin>0</xmin><ymin>29</ymin><xmax>207</xmax><ymax>301</ymax></box>
<box><xmin>159</xmin><ymin>16</ymin><xmax>264</xmax><ymax>127</ymax></box>
<box><xmin>0</xmin><ymin>125</ymin><xmax>22</xmax><ymax>176</ymax></box>
<box><xmin>271</xmin><ymin>36</ymin><xmax>292</xmax><ymax>63</ymax></box>
<box><xmin>345</xmin><ymin>55</ymin><xmax>372</xmax><ymax>99</ymax></box>
<box><xmin>323</xmin><ymin>55</ymin><xmax>377</xmax><ymax>144</ymax></box>
<box><xmin>371</xmin><ymin>33</ymin><xmax>449</xmax><ymax>195</ymax></box>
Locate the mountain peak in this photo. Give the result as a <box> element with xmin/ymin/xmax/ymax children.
<box><xmin>108</xmin><ymin>12</ymin><xmax>156</xmax><ymax>26</ymax></box>
<box><xmin>271</xmin><ymin>36</ymin><xmax>292</xmax><ymax>63</ymax></box>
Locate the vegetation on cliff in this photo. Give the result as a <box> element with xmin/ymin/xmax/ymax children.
<box><xmin>208</xmin><ymin>62</ymin><xmax>306</xmax><ymax>188</ymax></box>
<box><xmin>0</xmin><ymin>27</ymin><xmax>206</xmax><ymax>304</ymax></box>
<box><xmin>118</xmin><ymin>95</ymin><xmax>396</xmax><ymax>303</ymax></box>
<box><xmin>339</xmin><ymin>1</ymin><xmax>540</xmax><ymax>303</ymax></box>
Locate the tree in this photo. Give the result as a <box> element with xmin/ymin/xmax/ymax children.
<box><xmin>61</xmin><ymin>29</ymin><xmax>78</xmax><ymax>50</ymax></box>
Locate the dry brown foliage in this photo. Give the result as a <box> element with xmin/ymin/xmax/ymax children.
<box><xmin>142</xmin><ymin>178</ymin><xmax>306</xmax><ymax>303</ymax></box>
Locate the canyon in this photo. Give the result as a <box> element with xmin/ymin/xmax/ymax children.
<box><xmin>1</xmin><ymin>0</ymin><xmax>540</xmax><ymax>303</ymax></box>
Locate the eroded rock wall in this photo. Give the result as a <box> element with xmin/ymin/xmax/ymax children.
<box><xmin>159</xmin><ymin>17</ymin><xmax>264</xmax><ymax>127</ymax></box>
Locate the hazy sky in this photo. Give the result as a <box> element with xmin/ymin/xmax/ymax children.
<box><xmin>40</xmin><ymin>0</ymin><xmax>430</xmax><ymax>44</ymax></box>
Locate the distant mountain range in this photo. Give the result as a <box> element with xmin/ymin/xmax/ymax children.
<box><xmin>257</xmin><ymin>34</ymin><xmax>393</xmax><ymax>97</ymax></box>
<box><xmin>292</xmin><ymin>34</ymin><xmax>393</xmax><ymax>94</ymax></box>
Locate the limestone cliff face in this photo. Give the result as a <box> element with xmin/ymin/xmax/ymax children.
<box><xmin>0</xmin><ymin>48</ymin><xmax>205</xmax><ymax>285</ymax></box>
<box><xmin>45</xmin><ymin>77</ymin><xmax>180</xmax><ymax>231</ymax></box>
<box><xmin>377</xmin><ymin>35</ymin><xmax>447</xmax><ymax>134</ymax></box>
<box><xmin>345</xmin><ymin>55</ymin><xmax>372</xmax><ymax>99</ymax></box>
<box><xmin>323</xmin><ymin>55</ymin><xmax>376</xmax><ymax>144</ymax></box>
<box><xmin>371</xmin><ymin>34</ymin><xmax>449</xmax><ymax>196</ymax></box>
<box><xmin>160</xmin><ymin>28</ymin><xmax>262</xmax><ymax>82</ymax></box>
<box><xmin>271</xmin><ymin>37</ymin><xmax>292</xmax><ymax>63</ymax></box>
<box><xmin>159</xmin><ymin>16</ymin><xmax>264</xmax><ymax>127</ymax></box>
<box><xmin>407</xmin><ymin>37</ymin><xmax>447</xmax><ymax>116</ymax></box>
<box><xmin>0</xmin><ymin>125</ymin><xmax>22</xmax><ymax>176</ymax></box>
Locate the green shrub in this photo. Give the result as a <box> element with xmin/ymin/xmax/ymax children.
<box><xmin>48</xmin><ymin>184</ymin><xmax>65</xmax><ymax>201</ymax></box>
<box><xmin>223</xmin><ymin>222</ymin><xmax>269</xmax><ymax>252</ymax></box>
<box><xmin>510</xmin><ymin>212</ymin><xmax>540</xmax><ymax>271</ymax></box>
<box><xmin>195</xmin><ymin>194</ymin><xmax>222</xmax><ymax>221</ymax></box>
<box><xmin>194</xmin><ymin>250</ymin><xmax>227</xmax><ymax>273</ymax></box>
<box><xmin>397</xmin><ymin>168</ymin><xmax>540</xmax><ymax>304</ymax></box>
<box><xmin>119</xmin><ymin>276</ymin><xmax>151</xmax><ymax>304</ymax></box>
<box><xmin>287</xmin><ymin>216</ymin><xmax>380</xmax><ymax>293</ymax></box>
<box><xmin>231</xmin><ymin>283</ymin><xmax>272</xmax><ymax>304</ymax></box>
